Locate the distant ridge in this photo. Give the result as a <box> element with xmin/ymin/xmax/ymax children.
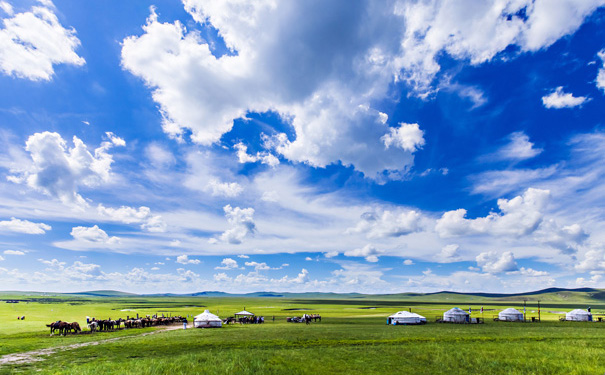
<box><xmin>5</xmin><ymin>287</ymin><xmax>601</xmax><ymax>301</ymax></box>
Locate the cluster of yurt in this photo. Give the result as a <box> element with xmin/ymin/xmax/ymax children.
<box><xmin>193</xmin><ymin>310</ymin><xmax>222</xmax><ymax>328</ymax></box>
<box><xmin>498</xmin><ymin>308</ymin><xmax>524</xmax><ymax>322</ymax></box>
<box><xmin>443</xmin><ymin>307</ymin><xmax>469</xmax><ymax>323</ymax></box>
<box><xmin>387</xmin><ymin>311</ymin><xmax>426</xmax><ymax>325</ymax></box>
<box><xmin>565</xmin><ymin>309</ymin><xmax>592</xmax><ymax>322</ymax></box>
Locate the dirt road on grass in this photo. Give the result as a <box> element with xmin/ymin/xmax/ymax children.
<box><xmin>0</xmin><ymin>324</ymin><xmax>186</xmax><ymax>366</ymax></box>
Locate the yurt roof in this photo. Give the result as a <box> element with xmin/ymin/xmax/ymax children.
<box><xmin>500</xmin><ymin>308</ymin><xmax>523</xmax><ymax>315</ymax></box>
<box><xmin>567</xmin><ymin>309</ymin><xmax>591</xmax><ymax>315</ymax></box>
<box><xmin>235</xmin><ymin>310</ymin><xmax>255</xmax><ymax>316</ymax></box>
<box><xmin>194</xmin><ymin>309</ymin><xmax>221</xmax><ymax>321</ymax></box>
<box><xmin>444</xmin><ymin>307</ymin><xmax>469</xmax><ymax>315</ymax></box>
<box><xmin>389</xmin><ymin>311</ymin><xmax>426</xmax><ymax>319</ymax></box>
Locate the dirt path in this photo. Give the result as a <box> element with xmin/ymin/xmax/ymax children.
<box><xmin>0</xmin><ymin>324</ymin><xmax>186</xmax><ymax>367</ymax></box>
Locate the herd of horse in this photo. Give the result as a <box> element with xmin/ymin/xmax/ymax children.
<box><xmin>287</xmin><ymin>314</ymin><xmax>322</xmax><ymax>324</ymax></box>
<box><xmin>46</xmin><ymin>316</ymin><xmax>185</xmax><ymax>336</ymax></box>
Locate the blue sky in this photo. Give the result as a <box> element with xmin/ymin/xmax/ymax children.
<box><xmin>1</xmin><ymin>0</ymin><xmax>605</xmax><ymax>294</ymax></box>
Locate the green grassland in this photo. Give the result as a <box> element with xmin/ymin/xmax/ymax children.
<box><xmin>1</xmin><ymin>289</ymin><xmax>605</xmax><ymax>374</ymax></box>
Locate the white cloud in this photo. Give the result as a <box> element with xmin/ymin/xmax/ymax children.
<box><xmin>492</xmin><ymin>132</ymin><xmax>543</xmax><ymax>161</ymax></box>
<box><xmin>206</xmin><ymin>179</ymin><xmax>243</xmax><ymax>198</ymax></box>
<box><xmin>542</xmin><ymin>86</ymin><xmax>589</xmax><ymax>108</ymax></box>
<box><xmin>234</xmin><ymin>142</ymin><xmax>279</xmax><ymax>167</ymax></box>
<box><xmin>176</xmin><ymin>254</ymin><xmax>201</xmax><ymax>265</ymax></box>
<box><xmin>244</xmin><ymin>261</ymin><xmax>270</xmax><ymax>271</ymax></box>
<box><xmin>436</xmin><ymin>188</ymin><xmax>550</xmax><ymax>237</ymax></box>
<box><xmin>476</xmin><ymin>251</ymin><xmax>518</xmax><ymax>274</ymax></box>
<box><xmin>324</xmin><ymin>251</ymin><xmax>338</xmax><ymax>258</ymax></box>
<box><xmin>120</xmin><ymin>1</ymin><xmax>603</xmax><ymax>181</ymax></box>
<box><xmin>510</xmin><ymin>267</ymin><xmax>549</xmax><ymax>277</ymax></box>
<box><xmin>70</xmin><ymin>225</ymin><xmax>120</xmax><ymax>244</ymax></box>
<box><xmin>150</xmin><ymin>267</ymin><xmax>160</xmax><ymax>271</ymax></box>
<box><xmin>0</xmin><ymin>217</ymin><xmax>51</xmax><ymax>234</ymax></box>
<box><xmin>403</xmin><ymin>259</ymin><xmax>414</xmax><ymax>265</ymax></box>
<box><xmin>97</xmin><ymin>204</ymin><xmax>166</xmax><ymax>232</ymax></box>
<box><xmin>598</xmin><ymin>50</ymin><xmax>605</xmax><ymax>93</ymax></box>
<box><xmin>437</xmin><ymin>244</ymin><xmax>460</xmax><ymax>263</ymax></box>
<box><xmin>381</xmin><ymin>123</ymin><xmax>425</xmax><ymax>152</ymax></box>
<box><xmin>3</xmin><ymin>250</ymin><xmax>25</xmax><ymax>255</ymax></box>
<box><xmin>8</xmin><ymin>132</ymin><xmax>124</xmax><ymax>207</ymax></box>
<box><xmin>275</xmin><ymin>268</ymin><xmax>309</xmax><ymax>284</ymax></box>
<box><xmin>0</xmin><ymin>1</ymin><xmax>84</xmax><ymax>80</ymax></box>
<box><xmin>0</xmin><ymin>255</ymin><xmax>4</xmax><ymax>261</ymax></box>
<box><xmin>344</xmin><ymin>244</ymin><xmax>383</xmax><ymax>263</ymax></box>
<box><xmin>237</xmin><ymin>254</ymin><xmax>249</xmax><ymax>259</ymax></box>
<box><xmin>346</xmin><ymin>209</ymin><xmax>422</xmax><ymax>239</ymax></box>
<box><xmin>305</xmin><ymin>257</ymin><xmax>313</xmax><ymax>261</ymax></box>
<box><xmin>215</xmin><ymin>205</ymin><xmax>256</xmax><ymax>244</ymax></box>
<box><xmin>215</xmin><ymin>257</ymin><xmax>239</xmax><ymax>270</ymax></box>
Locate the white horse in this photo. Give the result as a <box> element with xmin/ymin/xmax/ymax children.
<box><xmin>88</xmin><ymin>321</ymin><xmax>98</xmax><ymax>333</ymax></box>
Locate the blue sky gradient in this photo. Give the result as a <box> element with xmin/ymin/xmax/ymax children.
<box><xmin>1</xmin><ymin>0</ymin><xmax>605</xmax><ymax>293</ymax></box>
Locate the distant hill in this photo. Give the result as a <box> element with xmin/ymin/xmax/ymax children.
<box><xmin>4</xmin><ymin>288</ymin><xmax>604</xmax><ymax>304</ymax></box>
<box><xmin>67</xmin><ymin>290</ymin><xmax>139</xmax><ymax>297</ymax></box>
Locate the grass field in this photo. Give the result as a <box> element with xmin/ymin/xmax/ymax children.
<box><xmin>1</xmin><ymin>291</ymin><xmax>604</xmax><ymax>374</ymax></box>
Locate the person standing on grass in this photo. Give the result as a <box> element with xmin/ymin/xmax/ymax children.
<box><xmin>183</xmin><ymin>317</ymin><xmax>188</xmax><ymax>329</ymax></box>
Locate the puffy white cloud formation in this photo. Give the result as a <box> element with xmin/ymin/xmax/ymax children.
<box><xmin>476</xmin><ymin>251</ymin><xmax>518</xmax><ymax>273</ymax></box>
<box><xmin>215</xmin><ymin>257</ymin><xmax>239</xmax><ymax>270</ymax></box>
<box><xmin>8</xmin><ymin>132</ymin><xmax>125</xmax><ymax>207</ymax></box>
<box><xmin>70</xmin><ymin>225</ymin><xmax>120</xmax><ymax>244</ymax></box>
<box><xmin>234</xmin><ymin>142</ymin><xmax>279</xmax><ymax>167</ymax></box>
<box><xmin>437</xmin><ymin>244</ymin><xmax>460</xmax><ymax>263</ymax></box>
<box><xmin>244</xmin><ymin>261</ymin><xmax>270</xmax><ymax>271</ymax></box>
<box><xmin>346</xmin><ymin>209</ymin><xmax>422</xmax><ymax>239</ymax></box>
<box><xmin>598</xmin><ymin>50</ymin><xmax>605</xmax><ymax>93</ymax></box>
<box><xmin>176</xmin><ymin>254</ymin><xmax>201</xmax><ymax>264</ymax></box>
<box><xmin>542</xmin><ymin>87</ymin><xmax>589</xmax><ymax>108</ymax></box>
<box><xmin>491</xmin><ymin>132</ymin><xmax>543</xmax><ymax>161</ymax></box>
<box><xmin>436</xmin><ymin>188</ymin><xmax>550</xmax><ymax>237</ymax></box>
<box><xmin>381</xmin><ymin>123</ymin><xmax>425</xmax><ymax>152</ymax></box>
<box><xmin>97</xmin><ymin>204</ymin><xmax>166</xmax><ymax>232</ymax></box>
<box><xmin>215</xmin><ymin>205</ymin><xmax>256</xmax><ymax>244</ymax></box>
<box><xmin>0</xmin><ymin>1</ymin><xmax>85</xmax><ymax>80</ymax></box>
<box><xmin>0</xmin><ymin>217</ymin><xmax>51</xmax><ymax>234</ymax></box>
<box><xmin>121</xmin><ymin>0</ymin><xmax>603</xmax><ymax>180</ymax></box>
<box><xmin>344</xmin><ymin>244</ymin><xmax>383</xmax><ymax>262</ymax></box>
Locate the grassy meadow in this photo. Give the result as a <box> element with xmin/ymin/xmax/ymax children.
<box><xmin>1</xmin><ymin>290</ymin><xmax>605</xmax><ymax>374</ymax></box>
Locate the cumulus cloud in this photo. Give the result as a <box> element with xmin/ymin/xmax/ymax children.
<box><xmin>436</xmin><ymin>188</ymin><xmax>550</xmax><ymax>237</ymax></box>
<box><xmin>542</xmin><ymin>86</ymin><xmax>589</xmax><ymax>108</ymax></box>
<box><xmin>244</xmin><ymin>261</ymin><xmax>270</xmax><ymax>271</ymax></box>
<box><xmin>70</xmin><ymin>225</ymin><xmax>120</xmax><ymax>244</ymax></box>
<box><xmin>346</xmin><ymin>209</ymin><xmax>422</xmax><ymax>239</ymax></box>
<box><xmin>0</xmin><ymin>217</ymin><xmax>51</xmax><ymax>234</ymax></box>
<box><xmin>381</xmin><ymin>123</ymin><xmax>425</xmax><ymax>152</ymax></box>
<box><xmin>437</xmin><ymin>244</ymin><xmax>461</xmax><ymax>263</ymax></box>
<box><xmin>8</xmin><ymin>132</ymin><xmax>124</xmax><ymax>207</ymax></box>
<box><xmin>234</xmin><ymin>142</ymin><xmax>279</xmax><ymax>167</ymax></box>
<box><xmin>403</xmin><ymin>259</ymin><xmax>414</xmax><ymax>265</ymax></box>
<box><xmin>214</xmin><ymin>205</ymin><xmax>256</xmax><ymax>244</ymax></box>
<box><xmin>490</xmin><ymin>132</ymin><xmax>543</xmax><ymax>161</ymax></box>
<box><xmin>97</xmin><ymin>204</ymin><xmax>166</xmax><ymax>232</ymax></box>
<box><xmin>176</xmin><ymin>254</ymin><xmax>201</xmax><ymax>265</ymax></box>
<box><xmin>121</xmin><ymin>1</ymin><xmax>603</xmax><ymax>180</ymax></box>
<box><xmin>476</xmin><ymin>251</ymin><xmax>518</xmax><ymax>274</ymax></box>
<box><xmin>0</xmin><ymin>1</ymin><xmax>85</xmax><ymax>80</ymax></box>
<box><xmin>344</xmin><ymin>244</ymin><xmax>383</xmax><ymax>262</ymax></box>
<box><xmin>215</xmin><ymin>257</ymin><xmax>239</xmax><ymax>270</ymax></box>
<box><xmin>275</xmin><ymin>268</ymin><xmax>309</xmax><ymax>284</ymax></box>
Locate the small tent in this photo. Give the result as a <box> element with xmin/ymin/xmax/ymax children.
<box><xmin>194</xmin><ymin>310</ymin><xmax>222</xmax><ymax>328</ymax></box>
<box><xmin>565</xmin><ymin>309</ymin><xmax>592</xmax><ymax>322</ymax></box>
<box><xmin>235</xmin><ymin>310</ymin><xmax>255</xmax><ymax>317</ymax></box>
<box><xmin>498</xmin><ymin>308</ymin><xmax>524</xmax><ymax>322</ymax></box>
<box><xmin>387</xmin><ymin>311</ymin><xmax>426</xmax><ymax>325</ymax></box>
<box><xmin>443</xmin><ymin>307</ymin><xmax>469</xmax><ymax>323</ymax></box>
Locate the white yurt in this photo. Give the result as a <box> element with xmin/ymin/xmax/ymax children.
<box><xmin>194</xmin><ymin>310</ymin><xmax>222</xmax><ymax>328</ymax></box>
<box><xmin>387</xmin><ymin>311</ymin><xmax>427</xmax><ymax>325</ymax></box>
<box><xmin>498</xmin><ymin>308</ymin><xmax>524</xmax><ymax>322</ymax></box>
<box><xmin>443</xmin><ymin>307</ymin><xmax>469</xmax><ymax>323</ymax></box>
<box><xmin>565</xmin><ymin>309</ymin><xmax>592</xmax><ymax>322</ymax></box>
